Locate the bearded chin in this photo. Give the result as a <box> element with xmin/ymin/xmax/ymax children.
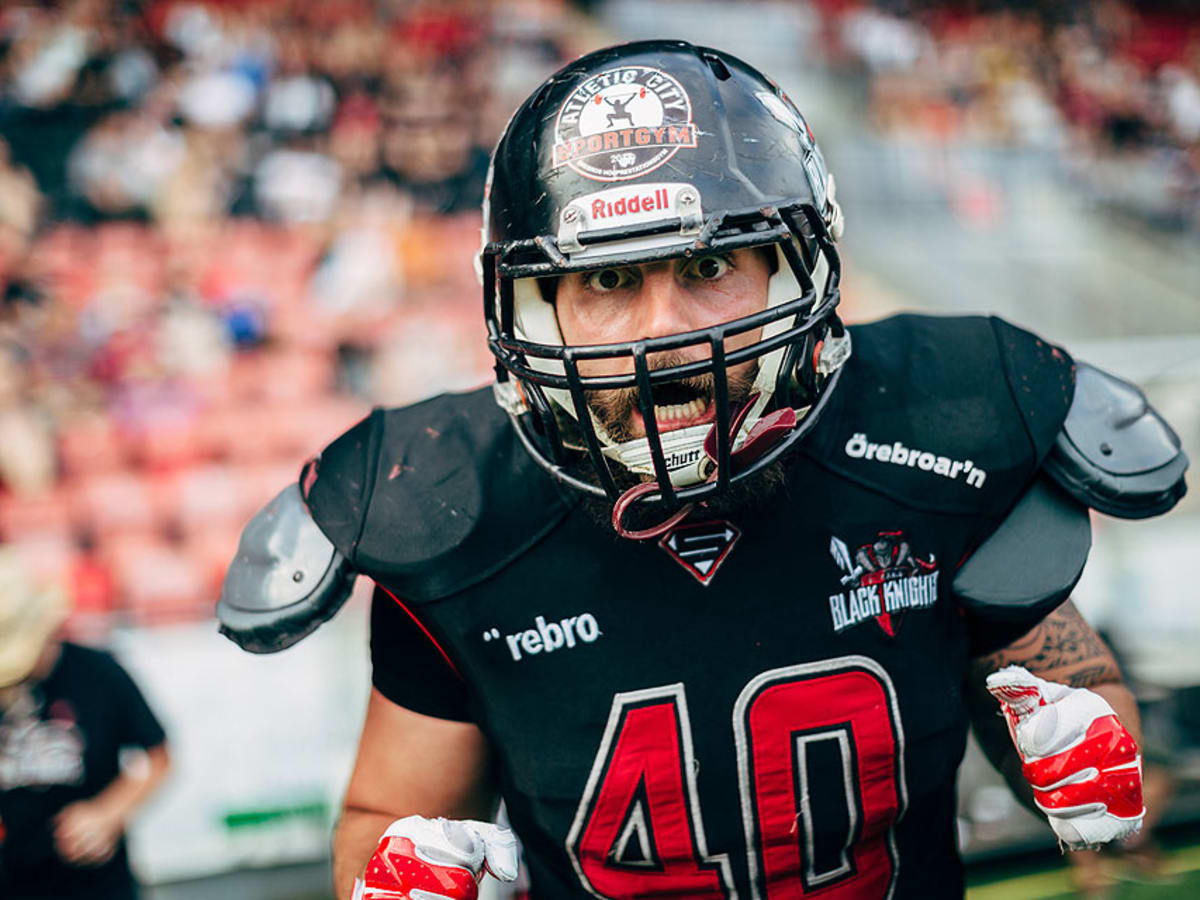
<box><xmin>587</xmin><ymin>358</ymin><xmax>761</xmax><ymax>445</ymax></box>
<box><xmin>563</xmin><ymin>358</ymin><xmax>789</xmax><ymax>531</ymax></box>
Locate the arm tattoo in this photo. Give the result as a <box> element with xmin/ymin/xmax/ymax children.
<box><xmin>969</xmin><ymin>600</ymin><xmax>1121</xmax><ymax>688</ymax></box>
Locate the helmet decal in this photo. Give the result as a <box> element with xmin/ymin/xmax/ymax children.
<box><xmin>553</xmin><ymin>66</ymin><xmax>698</xmax><ymax>182</ymax></box>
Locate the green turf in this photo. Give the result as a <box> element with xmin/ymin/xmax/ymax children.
<box><xmin>967</xmin><ymin>844</ymin><xmax>1200</xmax><ymax>899</ymax></box>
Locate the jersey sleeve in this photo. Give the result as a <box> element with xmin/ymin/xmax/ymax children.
<box><xmin>369</xmin><ymin>586</ymin><xmax>472</xmax><ymax>722</ymax></box>
<box><xmin>105</xmin><ymin>652</ymin><xmax>167</xmax><ymax>749</ymax></box>
<box><xmin>961</xmin><ymin>601</ymin><xmax>1065</xmax><ymax>658</ymax></box>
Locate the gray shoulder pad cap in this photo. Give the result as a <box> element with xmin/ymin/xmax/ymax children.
<box><xmin>953</xmin><ymin>477</ymin><xmax>1091</xmax><ymax>624</ymax></box>
<box><xmin>1042</xmin><ymin>362</ymin><xmax>1188</xmax><ymax>519</ymax></box>
<box><xmin>217</xmin><ymin>484</ymin><xmax>356</xmax><ymax>653</ymax></box>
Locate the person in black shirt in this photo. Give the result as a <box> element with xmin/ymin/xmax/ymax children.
<box><xmin>0</xmin><ymin>552</ymin><xmax>170</xmax><ymax>899</ymax></box>
<box><xmin>217</xmin><ymin>41</ymin><xmax>1187</xmax><ymax>900</ymax></box>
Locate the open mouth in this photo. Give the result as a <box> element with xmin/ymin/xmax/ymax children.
<box><xmin>629</xmin><ymin>383</ymin><xmax>716</xmax><ymax>436</ymax></box>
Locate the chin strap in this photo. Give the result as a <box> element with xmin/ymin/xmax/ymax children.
<box><xmin>610</xmin><ymin>482</ymin><xmax>695</xmax><ymax>540</ymax></box>
<box><xmin>611</xmin><ymin>396</ymin><xmax>798</xmax><ymax>540</ymax></box>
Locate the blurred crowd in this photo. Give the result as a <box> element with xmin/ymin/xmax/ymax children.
<box><xmin>833</xmin><ymin>0</ymin><xmax>1200</xmax><ymax>229</ymax></box>
<box><xmin>2</xmin><ymin>0</ymin><xmax>1198</xmax><ymax>634</ymax></box>
<box><xmin>0</xmin><ymin>0</ymin><xmax>600</xmax><ymax>631</ymax></box>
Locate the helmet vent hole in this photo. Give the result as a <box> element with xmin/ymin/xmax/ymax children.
<box><xmin>703</xmin><ymin>53</ymin><xmax>731</xmax><ymax>81</ymax></box>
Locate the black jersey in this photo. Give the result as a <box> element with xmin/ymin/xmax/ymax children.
<box><xmin>0</xmin><ymin>643</ymin><xmax>167</xmax><ymax>898</ymax></box>
<box><xmin>305</xmin><ymin>314</ymin><xmax>1074</xmax><ymax>899</ymax></box>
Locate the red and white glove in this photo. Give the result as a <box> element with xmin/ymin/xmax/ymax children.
<box><xmin>986</xmin><ymin>665</ymin><xmax>1144</xmax><ymax>850</ymax></box>
<box><xmin>352</xmin><ymin>815</ymin><xmax>519</xmax><ymax>900</ymax></box>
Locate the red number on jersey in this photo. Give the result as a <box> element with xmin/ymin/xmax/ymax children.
<box><xmin>570</xmin><ymin>657</ymin><xmax>907</xmax><ymax>898</ymax></box>
<box><xmin>735</xmin><ymin>658</ymin><xmax>907</xmax><ymax>898</ymax></box>
<box><xmin>566</xmin><ymin>684</ymin><xmax>735</xmax><ymax>899</ymax></box>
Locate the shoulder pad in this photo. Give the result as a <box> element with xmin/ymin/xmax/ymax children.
<box><xmin>807</xmin><ymin>315</ymin><xmax>1073</xmax><ymax>517</ymax></box>
<box><xmin>217</xmin><ymin>484</ymin><xmax>356</xmax><ymax>653</ymax></box>
<box><xmin>303</xmin><ymin>388</ymin><xmax>572</xmax><ymax>602</ymax></box>
<box><xmin>1042</xmin><ymin>362</ymin><xmax>1188</xmax><ymax>518</ymax></box>
<box><xmin>953</xmin><ymin>476</ymin><xmax>1090</xmax><ymax>624</ymax></box>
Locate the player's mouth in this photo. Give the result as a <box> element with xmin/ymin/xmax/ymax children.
<box><xmin>629</xmin><ymin>385</ymin><xmax>716</xmax><ymax>437</ymax></box>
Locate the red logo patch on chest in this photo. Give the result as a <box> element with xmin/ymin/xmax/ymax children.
<box><xmin>658</xmin><ymin>520</ymin><xmax>741</xmax><ymax>585</ymax></box>
<box><xmin>828</xmin><ymin>531</ymin><xmax>939</xmax><ymax>636</ymax></box>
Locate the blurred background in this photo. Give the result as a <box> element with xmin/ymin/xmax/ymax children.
<box><xmin>0</xmin><ymin>0</ymin><xmax>1196</xmax><ymax>897</ymax></box>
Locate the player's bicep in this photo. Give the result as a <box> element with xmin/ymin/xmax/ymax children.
<box><xmin>342</xmin><ymin>688</ymin><xmax>496</xmax><ymax>821</ymax></box>
<box><xmin>969</xmin><ymin>600</ymin><xmax>1121</xmax><ymax>690</ymax></box>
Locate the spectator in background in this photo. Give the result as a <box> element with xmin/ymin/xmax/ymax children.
<box><xmin>0</xmin><ymin>343</ymin><xmax>56</xmax><ymax>498</ymax></box>
<box><xmin>0</xmin><ymin>550</ymin><xmax>170</xmax><ymax>899</ymax></box>
<box><xmin>0</xmin><ymin>138</ymin><xmax>43</xmax><ymax>244</ymax></box>
<box><xmin>379</xmin><ymin>113</ymin><xmax>488</xmax><ymax>214</ymax></box>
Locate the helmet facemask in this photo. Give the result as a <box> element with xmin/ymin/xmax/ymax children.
<box><xmin>484</xmin><ymin>200</ymin><xmax>849</xmax><ymax>537</ymax></box>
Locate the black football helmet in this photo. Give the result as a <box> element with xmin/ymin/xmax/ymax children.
<box><xmin>481</xmin><ymin>40</ymin><xmax>849</xmax><ymax>536</ymax></box>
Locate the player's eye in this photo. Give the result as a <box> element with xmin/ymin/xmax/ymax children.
<box><xmin>683</xmin><ymin>254</ymin><xmax>731</xmax><ymax>281</ymax></box>
<box><xmin>583</xmin><ymin>267</ymin><xmax>637</xmax><ymax>292</ymax></box>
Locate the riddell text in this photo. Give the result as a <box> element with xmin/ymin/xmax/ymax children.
<box><xmin>592</xmin><ymin>189</ymin><xmax>670</xmax><ymax>220</ymax></box>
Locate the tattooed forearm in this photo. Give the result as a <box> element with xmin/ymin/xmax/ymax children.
<box><xmin>1063</xmin><ymin>664</ymin><xmax>1115</xmax><ymax>688</ymax></box>
<box><xmin>970</xmin><ymin>601</ymin><xmax>1121</xmax><ymax>687</ymax></box>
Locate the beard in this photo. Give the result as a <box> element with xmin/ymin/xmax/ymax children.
<box><xmin>585</xmin><ymin>353</ymin><xmax>760</xmax><ymax>444</ymax></box>
<box><xmin>559</xmin><ymin>355</ymin><xmax>791</xmax><ymax>534</ymax></box>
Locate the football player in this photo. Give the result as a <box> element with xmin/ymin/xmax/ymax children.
<box><xmin>218</xmin><ymin>42</ymin><xmax>1188</xmax><ymax>899</ymax></box>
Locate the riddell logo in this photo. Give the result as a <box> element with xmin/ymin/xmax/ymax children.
<box><xmin>590</xmin><ymin>187</ymin><xmax>670</xmax><ymax>221</ymax></box>
<box><xmin>483</xmin><ymin>613</ymin><xmax>602</xmax><ymax>662</ymax></box>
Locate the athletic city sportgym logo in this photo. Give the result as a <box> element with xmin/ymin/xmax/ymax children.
<box><xmin>484</xmin><ymin>612</ymin><xmax>603</xmax><ymax>662</ymax></box>
<box><xmin>828</xmin><ymin>532</ymin><xmax>939</xmax><ymax>637</ymax></box>
<box><xmin>658</xmin><ymin>520</ymin><xmax>741</xmax><ymax>585</ymax></box>
<box><xmin>553</xmin><ymin>65</ymin><xmax>698</xmax><ymax>182</ymax></box>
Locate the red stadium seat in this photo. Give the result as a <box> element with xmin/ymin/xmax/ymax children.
<box><xmin>58</xmin><ymin>415</ymin><xmax>126</xmax><ymax>478</ymax></box>
<box><xmin>74</xmin><ymin>472</ymin><xmax>159</xmax><ymax>538</ymax></box>
<box><xmin>0</xmin><ymin>487</ymin><xmax>75</xmax><ymax>542</ymax></box>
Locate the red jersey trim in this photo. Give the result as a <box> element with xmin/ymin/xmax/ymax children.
<box><xmin>374</xmin><ymin>582</ymin><xmax>464</xmax><ymax>681</ymax></box>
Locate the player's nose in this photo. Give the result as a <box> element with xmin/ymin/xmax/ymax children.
<box><xmin>638</xmin><ymin>269</ymin><xmax>701</xmax><ymax>345</ymax></box>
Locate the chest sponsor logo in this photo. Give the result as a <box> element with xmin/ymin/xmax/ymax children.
<box><xmin>828</xmin><ymin>532</ymin><xmax>939</xmax><ymax>637</ymax></box>
<box><xmin>484</xmin><ymin>612</ymin><xmax>602</xmax><ymax>662</ymax></box>
<box><xmin>844</xmin><ymin>432</ymin><xmax>987</xmax><ymax>489</ymax></box>
<box><xmin>552</xmin><ymin>65</ymin><xmax>697</xmax><ymax>182</ymax></box>
<box><xmin>658</xmin><ymin>519</ymin><xmax>741</xmax><ymax>585</ymax></box>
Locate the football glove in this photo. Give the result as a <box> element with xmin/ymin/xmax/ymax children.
<box><xmin>352</xmin><ymin>815</ymin><xmax>519</xmax><ymax>900</ymax></box>
<box><xmin>986</xmin><ymin>665</ymin><xmax>1144</xmax><ymax>850</ymax></box>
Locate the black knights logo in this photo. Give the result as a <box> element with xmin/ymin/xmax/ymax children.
<box><xmin>658</xmin><ymin>520</ymin><xmax>741</xmax><ymax>586</ymax></box>
<box><xmin>828</xmin><ymin>531</ymin><xmax>939</xmax><ymax>636</ymax></box>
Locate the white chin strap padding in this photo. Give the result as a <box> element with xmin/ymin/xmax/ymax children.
<box><xmin>601</xmin><ymin>422</ymin><xmax>713</xmax><ymax>486</ymax></box>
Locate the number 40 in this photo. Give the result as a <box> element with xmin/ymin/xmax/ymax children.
<box><xmin>566</xmin><ymin>656</ymin><xmax>908</xmax><ymax>899</ymax></box>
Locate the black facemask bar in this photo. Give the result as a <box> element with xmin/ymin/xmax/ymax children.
<box><xmin>483</xmin><ymin>200</ymin><xmax>843</xmax><ymax>511</ymax></box>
